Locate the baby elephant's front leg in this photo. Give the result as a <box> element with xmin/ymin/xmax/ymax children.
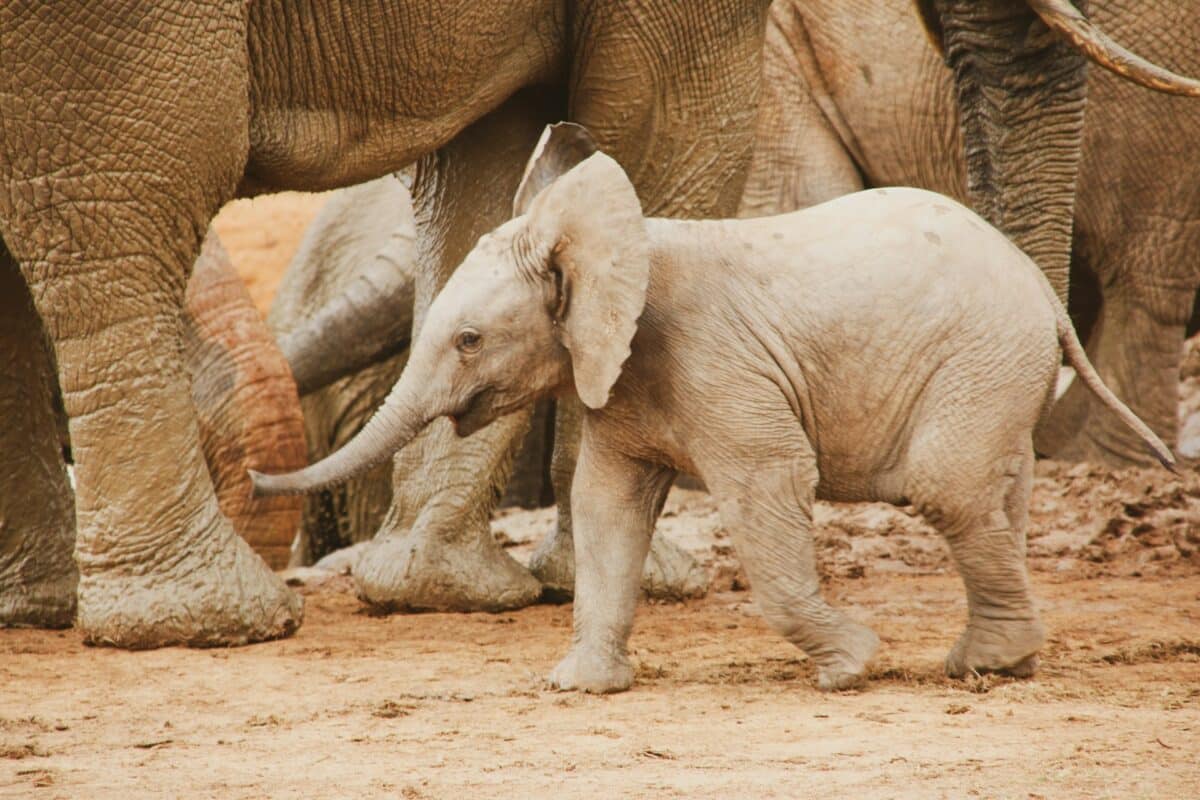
<box><xmin>548</xmin><ymin>439</ymin><xmax>675</xmax><ymax>694</ymax></box>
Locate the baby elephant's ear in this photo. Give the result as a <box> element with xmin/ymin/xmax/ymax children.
<box><xmin>512</xmin><ymin>123</ymin><xmax>599</xmax><ymax>217</ymax></box>
<box><xmin>525</xmin><ymin>152</ymin><xmax>650</xmax><ymax>410</ymax></box>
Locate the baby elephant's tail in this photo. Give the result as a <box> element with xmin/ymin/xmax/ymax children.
<box><xmin>1055</xmin><ymin>308</ymin><xmax>1177</xmax><ymax>470</ymax></box>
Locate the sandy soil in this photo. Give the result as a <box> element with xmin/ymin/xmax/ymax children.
<box><xmin>2</xmin><ymin>562</ymin><xmax>1196</xmax><ymax>798</ymax></box>
<box><xmin>3</xmin><ymin>192</ymin><xmax>1195</xmax><ymax>798</ymax></box>
<box><xmin>4</xmin><ymin>466</ymin><xmax>1197</xmax><ymax>799</ymax></box>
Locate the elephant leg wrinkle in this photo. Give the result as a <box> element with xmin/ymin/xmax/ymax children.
<box><xmin>922</xmin><ymin>448</ymin><xmax>1046</xmax><ymax>678</ymax></box>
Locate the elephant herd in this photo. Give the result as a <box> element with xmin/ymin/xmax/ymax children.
<box><xmin>1</xmin><ymin>1</ymin><xmax>1198</xmax><ymax>687</ymax></box>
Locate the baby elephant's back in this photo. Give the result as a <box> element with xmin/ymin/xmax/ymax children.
<box><xmin>762</xmin><ymin>188</ymin><xmax>1058</xmax><ymax>342</ymax></box>
<box><xmin>751</xmin><ymin>188</ymin><xmax>1061</xmax><ymax>492</ymax></box>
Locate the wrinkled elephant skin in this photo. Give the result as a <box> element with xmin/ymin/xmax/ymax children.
<box><xmin>185</xmin><ymin>231</ymin><xmax>307</xmax><ymax>570</ymax></box>
<box><xmin>0</xmin><ymin>244</ymin><xmax>77</xmax><ymax>629</ymax></box>
<box><xmin>743</xmin><ymin>0</ymin><xmax>1200</xmax><ymax>466</ymax></box>
<box><xmin>0</xmin><ymin>1</ymin><xmax>769</xmax><ymax>644</ymax></box>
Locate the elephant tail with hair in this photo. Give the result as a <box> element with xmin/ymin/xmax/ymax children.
<box><xmin>1052</xmin><ymin>305</ymin><xmax>1177</xmax><ymax>471</ymax></box>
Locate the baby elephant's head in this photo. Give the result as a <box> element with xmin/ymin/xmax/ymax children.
<box><xmin>251</xmin><ymin>124</ymin><xmax>650</xmax><ymax>497</ymax></box>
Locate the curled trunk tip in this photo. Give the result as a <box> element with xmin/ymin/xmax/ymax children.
<box><xmin>1029</xmin><ymin>0</ymin><xmax>1200</xmax><ymax>97</ymax></box>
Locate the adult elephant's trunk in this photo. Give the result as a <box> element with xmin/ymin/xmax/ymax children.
<box><xmin>278</xmin><ymin>270</ymin><xmax>414</xmax><ymax>396</ymax></box>
<box><xmin>1027</xmin><ymin>0</ymin><xmax>1200</xmax><ymax>96</ymax></box>
<box><xmin>918</xmin><ymin>0</ymin><xmax>1200</xmax><ymax>304</ymax></box>
<box><xmin>923</xmin><ymin>0</ymin><xmax>1088</xmax><ymax>304</ymax></box>
<box><xmin>250</xmin><ymin>368</ymin><xmax>431</xmax><ymax>497</ymax></box>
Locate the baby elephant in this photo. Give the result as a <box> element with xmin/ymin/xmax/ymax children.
<box><xmin>252</xmin><ymin>124</ymin><xmax>1173</xmax><ymax>693</ymax></box>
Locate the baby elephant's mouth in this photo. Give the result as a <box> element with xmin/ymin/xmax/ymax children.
<box><xmin>448</xmin><ymin>387</ymin><xmax>499</xmax><ymax>437</ymax></box>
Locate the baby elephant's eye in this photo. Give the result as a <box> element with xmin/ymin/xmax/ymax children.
<box><xmin>456</xmin><ymin>328</ymin><xmax>483</xmax><ymax>354</ymax></box>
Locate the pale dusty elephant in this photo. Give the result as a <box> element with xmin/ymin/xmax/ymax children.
<box><xmin>269</xmin><ymin>174</ymin><xmax>706</xmax><ymax>598</ymax></box>
<box><xmin>0</xmin><ymin>2</ymin><xmax>769</xmax><ymax>644</ymax></box>
<box><xmin>253</xmin><ymin>128</ymin><xmax>1172</xmax><ymax>691</ymax></box>
<box><xmin>744</xmin><ymin>0</ymin><xmax>1200</xmax><ymax>466</ymax></box>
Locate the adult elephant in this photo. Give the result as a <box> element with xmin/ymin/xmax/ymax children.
<box><xmin>742</xmin><ymin>0</ymin><xmax>1200</xmax><ymax>465</ymax></box>
<box><xmin>257</xmin><ymin>0</ymin><xmax>1200</xmax><ymax>601</ymax></box>
<box><xmin>0</xmin><ymin>2</ymin><xmax>768</xmax><ymax>645</ymax></box>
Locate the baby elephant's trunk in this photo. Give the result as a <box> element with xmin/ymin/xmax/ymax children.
<box><xmin>249</xmin><ymin>374</ymin><xmax>429</xmax><ymax>496</ymax></box>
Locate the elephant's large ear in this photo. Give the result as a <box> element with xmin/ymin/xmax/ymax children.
<box><xmin>512</xmin><ymin>123</ymin><xmax>599</xmax><ymax>217</ymax></box>
<box><xmin>524</xmin><ymin>152</ymin><xmax>649</xmax><ymax>410</ymax></box>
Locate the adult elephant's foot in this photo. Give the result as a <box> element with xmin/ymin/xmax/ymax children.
<box><xmin>548</xmin><ymin>646</ymin><xmax>634</xmax><ymax>694</ymax></box>
<box><xmin>944</xmin><ymin>617</ymin><xmax>1045</xmax><ymax>679</ymax></box>
<box><xmin>0</xmin><ymin>566</ymin><xmax>77</xmax><ymax>629</ymax></box>
<box><xmin>810</xmin><ymin>621</ymin><xmax>880</xmax><ymax>692</ymax></box>
<box><xmin>529</xmin><ymin>526</ymin><xmax>707</xmax><ymax>602</ymax></box>
<box><xmin>0</xmin><ymin>454</ymin><xmax>78</xmax><ymax>630</ymax></box>
<box><xmin>355</xmin><ymin>523</ymin><xmax>542</xmax><ymax>612</ymax></box>
<box><xmin>642</xmin><ymin>533</ymin><xmax>709</xmax><ymax>600</ymax></box>
<box><xmin>527</xmin><ymin>522</ymin><xmax>577</xmax><ymax>602</ymax></box>
<box><xmin>76</xmin><ymin>509</ymin><xmax>302</xmax><ymax>649</ymax></box>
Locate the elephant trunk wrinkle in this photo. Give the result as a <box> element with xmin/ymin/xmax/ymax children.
<box><xmin>935</xmin><ymin>0</ymin><xmax>1085</xmax><ymax>304</ymax></box>
<box><xmin>281</xmin><ymin>270</ymin><xmax>415</xmax><ymax>396</ymax></box>
<box><xmin>250</xmin><ymin>372</ymin><xmax>430</xmax><ymax>497</ymax></box>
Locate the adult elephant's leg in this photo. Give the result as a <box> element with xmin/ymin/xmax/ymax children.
<box><xmin>0</xmin><ymin>241</ymin><xmax>77</xmax><ymax>628</ymax></box>
<box><xmin>569</xmin><ymin>1</ymin><xmax>769</xmax><ymax>219</ymax></box>
<box><xmin>0</xmin><ymin>2</ymin><xmax>300</xmax><ymax>646</ymax></box>
<box><xmin>529</xmin><ymin>1</ymin><xmax>771</xmax><ymax>599</ymax></box>
<box><xmin>927</xmin><ymin>0</ymin><xmax>1087</xmax><ymax>303</ymax></box>
<box><xmin>352</xmin><ymin>92</ymin><xmax>553</xmax><ymax>611</ymax></box>
<box><xmin>1039</xmin><ymin>237</ymin><xmax>1194</xmax><ymax>465</ymax></box>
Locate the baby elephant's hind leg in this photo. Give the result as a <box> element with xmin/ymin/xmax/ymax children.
<box><xmin>932</xmin><ymin>448</ymin><xmax>1045</xmax><ymax>678</ymax></box>
<box><xmin>713</xmin><ymin>455</ymin><xmax>879</xmax><ymax>691</ymax></box>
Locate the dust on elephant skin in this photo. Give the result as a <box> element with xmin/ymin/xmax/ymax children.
<box><xmin>251</xmin><ymin>128</ymin><xmax>1171</xmax><ymax>694</ymax></box>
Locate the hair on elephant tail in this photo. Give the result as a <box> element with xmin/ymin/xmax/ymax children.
<box><xmin>1053</xmin><ymin>308</ymin><xmax>1177</xmax><ymax>471</ymax></box>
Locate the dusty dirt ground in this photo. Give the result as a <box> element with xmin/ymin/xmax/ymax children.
<box><xmin>2</xmin><ymin>193</ymin><xmax>1197</xmax><ymax>798</ymax></box>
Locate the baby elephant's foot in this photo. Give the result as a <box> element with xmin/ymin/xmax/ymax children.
<box><xmin>548</xmin><ymin>647</ymin><xmax>634</xmax><ymax>694</ymax></box>
<box><xmin>945</xmin><ymin>617</ymin><xmax>1045</xmax><ymax>679</ymax></box>
<box><xmin>813</xmin><ymin>622</ymin><xmax>880</xmax><ymax>692</ymax></box>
